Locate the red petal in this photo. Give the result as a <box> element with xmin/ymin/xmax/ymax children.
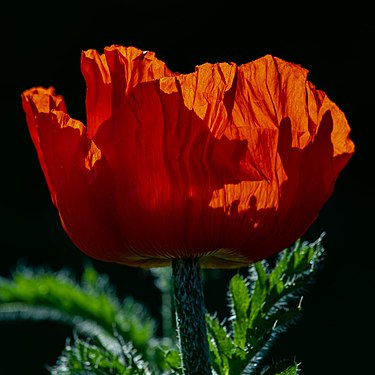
<box><xmin>22</xmin><ymin>51</ymin><xmax>355</xmax><ymax>268</ymax></box>
<box><xmin>22</xmin><ymin>88</ymin><xmax>135</xmax><ymax>263</ymax></box>
<box><xmin>81</xmin><ymin>45</ymin><xmax>175</xmax><ymax>138</ymax></box>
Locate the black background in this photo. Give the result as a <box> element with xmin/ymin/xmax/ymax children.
<box><xmin>1</xmin><ymin>2</ymin><xmax>373</xmax><ymax>374</ymax></box>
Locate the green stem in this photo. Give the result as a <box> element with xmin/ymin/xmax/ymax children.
<box><xmin>172</xmin><ymin>258</ymin><xmax>212</xmax><ymax>375</ymax></box>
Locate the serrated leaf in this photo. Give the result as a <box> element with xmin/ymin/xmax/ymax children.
<box><xmin>269</xmin><ymin>251</ymin><xmax>289</xmax><ymax>295</ymax></box>
<box><xmin>229</xmin><ymin>274</ymin><xmax>250</xmax><ymax>348</ymax></box>
<box><xmin>249</xmin><ymin>262</ymin><xmax>268</xmax><ymax>328</ymax></box>
<box><xmin>49</xmin><ymin>335</ymin><xmax>151</xmax><ymax>375</ymax></box>
<box><xmin>206</xmin><ymin>314</ymin><xmax>235</xmax><ymax>374</ymax></box>
<box><xmin>261</xmin><ymin>359</ymin><xmax>300</xmax><ymax>375</ymax></box>
<box><xmin>206</xmin><ymin>235</ymin><xmax>325</xmax><ymax>375</ymax></box>
<box><xmin>162</xmin><ymin>348</ymin><xmax>182</xmax><ymax>372</ymax></box>
<box><xmin>0</xmin><ymin>265</ymin><xmax>157</xmax><ymax>364</ymax></box>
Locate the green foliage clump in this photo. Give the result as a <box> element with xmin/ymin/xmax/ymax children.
<box><xmin>0</xmin><ymin>234</ymin><xmax>325</xmax><ymax>374</ymax></box>
<box><xmin>207</xmin><ymin>235</ymin><xmax>325</xmax><ymax>374</ymax></box>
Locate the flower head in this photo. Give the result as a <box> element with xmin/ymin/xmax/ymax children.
<box><xmin>21</xmin><ymin>45</ymin><xmax>354</xmax><ymax>268</ymax></box>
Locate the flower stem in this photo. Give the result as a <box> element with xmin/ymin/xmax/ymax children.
<box><xmin>171</xmin><ymin>258</ymin><xmax>212</xmax><ymax>375</ymax></box>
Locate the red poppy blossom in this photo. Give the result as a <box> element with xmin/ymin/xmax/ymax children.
<box><xmin>21</xmin><ymin>45</ymin><xmax>354</xmax><ymax>268</ymax></box>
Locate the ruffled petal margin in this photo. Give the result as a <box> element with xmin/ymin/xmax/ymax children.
<box><xmin>21</xmin><ymin>48</ymin><xmax>355</xmax><ymax>268</ymax></box>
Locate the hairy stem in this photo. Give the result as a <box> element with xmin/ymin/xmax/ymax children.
<box><xmin>172</xmin><ymin>258</ymin><xmax>212</xmax><ymax>375</ymax></box>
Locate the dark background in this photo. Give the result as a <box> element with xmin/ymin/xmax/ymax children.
<box><xmin>1</xmin><ymin>2</ymin><xmax>373</xmax><ymax>374</ymax></box>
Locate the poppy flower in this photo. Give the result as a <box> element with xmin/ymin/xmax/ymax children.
<box><xmin>21</xmin><ymin>45</ymin><xmax>354</xmax><ymax>268</ymax></box>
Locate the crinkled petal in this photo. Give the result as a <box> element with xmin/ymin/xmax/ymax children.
<box><xmin>21</xmin><ymin>87</ymin><xmax>137</xmax><ymax>264</ymax></box>
<box><xmin>81</xmin><ymin>45</ymin><xmax>175</xmax><ymax>138</ymax></box>
<box><xmin>91</xmin><ymin>53</ymin><xmax>354</xmax><ymax>267</ymax></box>
<box><xmin>22</xmin><ymin>49</ymin><xmax>355</xmax><ymax>268</ymax></box>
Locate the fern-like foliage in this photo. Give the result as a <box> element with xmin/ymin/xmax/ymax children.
<box><xmin>206</xmin><ymin>234</ymin><xmax>325</xmax><ymax>375</ymax></box>
<box><xmin>0</xmin><ymin>234</ymin><xmax>325</xmax><ymax>374</ymax></box>
<box><xmin>49</xmin><ymin>334</ymin><xmax>151</xmax><ymax>375</ymax></box>
<box><xmin>0</xmin><ymin>265</ymin><xmax>171</xmax><ymax>373</ymax></box>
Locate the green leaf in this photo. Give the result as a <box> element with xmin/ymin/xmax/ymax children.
<box><xmin>159</xmin><ymin>347</ymin><xmax>182</xmax><ymax>373</ymax></box>
<box><xmin>0</xmin><ymin>265</ymin><xmax>156</xmax><ymax>363</ymax></box>
<box><xmin>49</xmin><ymin>335</ymin><xmax>151</xmax><ymax>375</ymax></box>
<box><xmin>206</xmin><ymin>314</ymin><xmax>235</xmax><ymax>375</ymax></box>
<box><xmin>0</xmin><ymin>264</ymin><xmax>183</xmax><ymax>374</ymax></box>
<box><xmin>248</xmin><ymin>262</ymin><xmax>268</xmax><ymax>328</ymax></box>
<box><xmin>261</xmin><ymin>359</ymin><xmax>300</xmax><ymax>375</ymax></box>
<box><xmin>206</xmin><ymin>234</ymin><xmax>325</xmax><ymax>375</ymax></box>
<box><xmin>229</xmin><ymin>274</ymin><xmax>250</xmax><ymax>349</ymax></box>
